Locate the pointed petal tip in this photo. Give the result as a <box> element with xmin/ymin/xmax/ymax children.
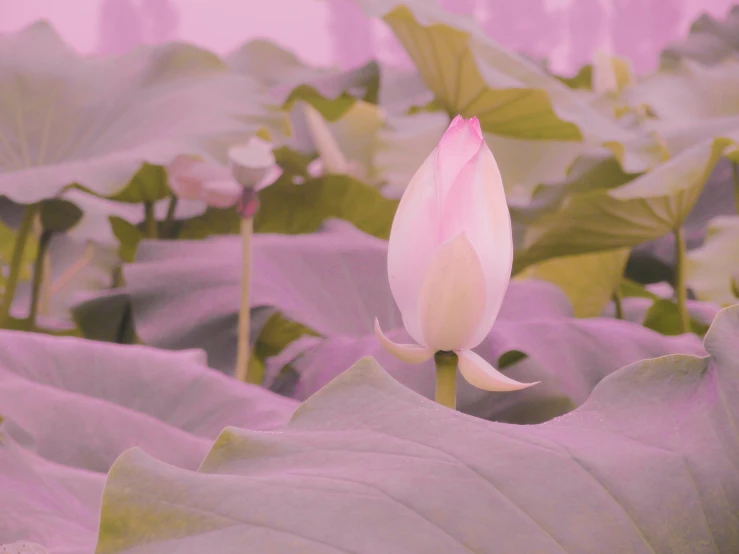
<box><xmin>468</xmin><ymin>116</ymin><xmax>483</xmax><ymax>138</ymax></box>
<box><xmin>457</xmin><ymin>349</ymin><xmax>538</xmax><ymax>392</ymax></box>
<box><xmin>374</xmin><ymin>318</ymin><xmax>435</xmax><ymax>365</ymax></box>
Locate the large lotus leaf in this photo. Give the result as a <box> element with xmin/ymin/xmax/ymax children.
<box><xmin>514</xmin><ymin>136</ymin><xmax>737</xmax><ymax>272</ymax></box>
<box><xmin>121</xmin><ymin>224</ymin><xmax>402</xmax><ymax>349</ymax></box>
<box><xmin>509</xmin><ymin>148</ymin><xmax>645</xmax><ymax>227</ymax></box>
<box><xmin>352</xmin><ymin>0</ymin><xmax>635</xmax><ymax>142</ymax></box>
<box><xmin>227</xmin><ymin>39</ymin><xmax>378</xmax><ymax>110</ymax></box>
<box><xmin>80</xmin><ymin>222</ymin><xmax>570</xmax><ymax>373</ymax></box>
<box><xmin>96</xmin><ymin>304</ymin><xmax>739</xmax><ymax>553</ymax></box>
<box><xmin>0</xmin><ymin>436</ymin><xmax>103</xmax><ymax>554</ymax></box>
<box><xmin>628</xmin><ymin>58</ymin><xmax>739</xmax><ymax>123</ymax></box>
<box><xmin>621</xmin><ymin>153</ymin><xmax>739</xmax><ymax>287</ymax></box>
<box><xmin>0</xmin><ymin>21</ymin><xmax>284</xmax><ymax>204</ymax></box>
<box><xmin>264</xmin><ymin>312</ymin><xmax>705</xmax><ymax>424</ymax></box>
<box><xmin>661</xmin><ymin>6</ymin><xmax>739</xmax><ymax>68</ymax></box>
<box><xmin>0</xmin><ymin>331</ymin><xmax>296</xmax><ymax>440</ymax></box>
<box><xmin>519</xmin><ymin>248</ymin><xmax>630</xmax><ymax>317</ymax></box>
<box><xmin>687</xmin><ymin>215</ymin><xmax>739</xmax><ymax>306</ymax></box>
<box><xmin>173</xmin><ymin>171</ymin><xmax>398</xmax><ymax>240</ymax></box>
<box><xmin>0</xmin><ymin>331</ymin><xmax>297</xmax><ymax>552</ymax></box>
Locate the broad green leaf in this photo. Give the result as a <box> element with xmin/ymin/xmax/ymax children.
<box><xmin>254</xmin><ymin>174</ymin><xmax>398</xmax><ymax>238</ymax></box>
<box><xmin>351</xmin><ymin>0</ymin><xmax>632</xmax><ymax>141</ymax></box>
<box><xmin>520</xmin><ymin>248</ymin><xmax>630</xmax><ymax>317</ymax></box>
<box><xmin>557</xmin><ymin>64</ymin><xmax>592</xmax><ymax>90</ymax></box>
<box><xmin>642</xmin><ymin>298</ymin><xmax>710</xmax><ymax>336</ymax></box>
<box><xmin>95</xmin><ymin>305</ymin><xmax>739</xmax><ymax>553</ymax></box>
<box><xmin>72</xmin><ymin>289</ymin><xmax>137</xmax><ymax>345</ymax></box>
<box><xmin>687</xmin><ymin>215</ymin><xmax>739</xmax><ymax>306</ymax></box>
<box><xmin>176</xmin><ymin>207</ymin><xmax>240</xmax><ymax>239</ymax></box>
<box><xmin>103</xmin><ymin>163</ymin><xmax>169</xmax><ymax>204</ymax></box>
<box><xmin>248</xmin><ymin>312</ymin><xmax>321</xmax><ymax>386</ymax></box>
<box><xmin>109</xmin><ymin>217</ymin><xmax>143</xmax><ymax>264</ymax></box>
<box><xmin>39</xmin><ymin>199</ymin><xmax>82</xmax><ymax>233</ymax></box>
<box><xmin>514</xmin><ymin>136</ymin><xmax>736</xmax><ymax>272</ymax></box>
<box><xmin>57</xmin><ymin>188</ymin><xmax>205</xmax><ymax>248</ymax></box>
<box><xmin>602</xmin><ymin>291</ymin><xmax>721</xmax><ymax>334</ymax></box>
<box><xmin>0</xmin><ymin>21</ymin><xmax>285</xmax><ymax>203</ymax></box>
<box><xmin>619</xmin><ymin>278</ymin><xmax>660</xmax><ymax>300</ymax></box>
<box><xmin>0</xmin><ymin>330</ymin><xmax>296</xmax><ymax>551</ymax></box>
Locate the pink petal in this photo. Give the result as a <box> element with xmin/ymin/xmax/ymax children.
<box><xmin>167</xmin><ymin>156</ymin><xmax>203</xmax><ymax>200</ymax></box>
<box><xmin>167</xmin><ymin>156</ymin><xmax>233</xmax><ymax>202</ymax></box>
<box><xmin>436</xmin><ymin>117</ymin><xmax>484</xmax><ymax>204</ymax></box>
<box><xmin>457</xmin><ymin>349</ymin><xmax>538</xmax><ymax>392</ymax></box>
<box><xmin>418</xmin><ymin>231</ymin><xmax>487</xmax><ymax>352</ymax></box>
<box><xmin>387</xmin><ymin>150</ymin><xmax>441</xmax><ymax>346</ymax></box>
<box><xmin>186</xmin><ymin>162</ymin><xmax>232</xmax><ymax>182</ymax></box>
<box><xmin>200</xmin><ymin>179</ymin><xmax>242</xmax><ymax>208</ymax></box>
<box><xmin>374</xmin><ymin>319</ymin><xmax>435</xmax><ymax>364</ymax></box>
<box><xmin>439</xmin><ymin>140</ymin><xmax>513</xmax><ymax>349</ymax></box>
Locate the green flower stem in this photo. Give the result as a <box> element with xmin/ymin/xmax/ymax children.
<box><xmin>143</xmin><ymin>201</ymin><xmax>158</xmax><ymax>239</ymax></box>
<box><xmin>234</xmin><ymin>216</ymin><xmax>254</xmax><ymax>383</ymax></box>
<box><xmin>613</xmin><ymin>289</ymin><xmax>624</xmax><ymax>320</ymax></box>
<box><xmin>162</xmin><ymin>195</ymin><xmax>178</xmax><ymax>238</ymax></box>
<box><xmin>0</xmin><ymin>203</ymin><xmax>39</xmax><ymax>328</ymax></box>
<box><xmin>674</xmin><ymin>226</ymin><xmax>690</xmax><ymax>334</ymax></box>
<box><xmin>434</xmin><ymin>351</ymin><xmax>458</xmax><ymax>410</ymax></box>
<box><xmin>28</xmin><ymin>229</ymin><xmax>53</xmax><ymax>328</ymax></box>
<box><xmin>732</xmin><ymin>162</ymin><xmax>739</xmax><ymax>215</ymax></box>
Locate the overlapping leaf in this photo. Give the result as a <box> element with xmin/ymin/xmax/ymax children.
<box><xmin>0</xmin><ymin>21</ymin><xmax>284</xmax><ymax>204</ymax></box>
<box><xmin>352</xmin><ymin>0</ymin><xmax>636</xmax><ymax>142</ymax></box>
<box><xmin>95</xmin><ymin>305</ymin><xmax>739</xmax><ymax>553</ymax></box>
<box><xmin>687</xmin><ymin>215</ymin><xmax>739</xmax><ymax>306</ymax></box>
<box><xmin>0</xmin><ymin>331</ymin><xmax>296</xmax><ymax>552</ymax></box>
<box><xmin>661</xmin><ymin>6</ymin><xmax>739</xmax><ymax>67</ymax></box>
<box><xmin>514</xmin><ymin>136</ymin><xmax>737</xmax><ymax>272</ymax></box>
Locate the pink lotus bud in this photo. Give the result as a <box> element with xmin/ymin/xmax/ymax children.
<box><xmin>166</xmin><ymin>156</ymin><xmax>241</xmax><ymax>208</ymax></box>
<box><xmin>375</xmin><ymin>116</ymin><xmax>537</xmax><ymax>392</ymax></box>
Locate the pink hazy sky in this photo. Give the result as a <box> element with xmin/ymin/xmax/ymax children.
<box><xmin>0</xmin><ymin>0</ymin><xmax>736</xmax><ymax>73</ymax></box>
<box><xmin>0</xmin><ymin>0</ymin><xmax>334</xmax><ymax>62</ymax></box>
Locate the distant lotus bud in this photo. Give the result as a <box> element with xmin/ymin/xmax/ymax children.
<box><xmin>229</xmin><ymin>137</ymin><xmax>276</xmax><ymax>188</ymax></box>
<box><xmin>200</xmin><ymin>179</ymin><xmax>243</xmax><ymax>209</ymax></box>
<box><xmin>167</xmin><ymin>155</ymin><xmax>241</xmax><ymax>208</ymax></box>
<box><xmin>374</xmin><ymin>116</ymin><xmax>537</xmax><ymax>392</ymax></box>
